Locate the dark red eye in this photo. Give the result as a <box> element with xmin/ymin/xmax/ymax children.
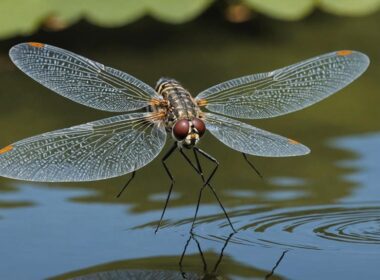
<box><xmin>192</xmin><ymin>118</ymin><xmax>206</xmax><ymax>137</ymax></box>
<box><xmin>173</xmin><ymin>119</ymin><xmax>190</xmax><ymax>140</ymax></box>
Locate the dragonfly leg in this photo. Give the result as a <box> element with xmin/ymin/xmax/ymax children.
<box><xmin>242</xmin><ymin>153</ymin><xmax>263</xmax><ymax>179</ymax></box>
<box><xmin>191</xmin><ymin>183</ymin><xmax>207</xmax><ymax>233</ymax></box>
<box><xmin>190</xmin><ymin>147</ymin><xmax>236</xmax><ymax>233</ymax></box>
<box><xmin>179</xmin><ymin>149</ymin><xmax>201</xmax><ymax>176</ymax></box>
<box><xmin>179</xmin><ymin>149</ymin><xmax>207</xmax><ymax>232</ymax></box>
<box><xmin>155</xmin><ymin>142</ymin><xmax>178</xmax><ymax>233</ymax></box>
<box><xmin>195</xmin><ymin>147</ymin><xmax>219</xmax><ymax>187</ymax></box>
<box><xmin>116</xmin><ymin>171</ymin><xmax>136</xmax><ymax>198</ymax></box>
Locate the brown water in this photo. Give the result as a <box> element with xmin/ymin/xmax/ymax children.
<box><xmin>0</xmin><ymin>11</ymin><xmax>379</xmax><ymax>279</ymax></box>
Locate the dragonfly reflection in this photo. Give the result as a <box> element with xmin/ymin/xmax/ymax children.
<box><xmin>179</xmin><ymin>233</ymin><xmax>235</xmax><ymax>279</ymax></box>
<box><xmin>180</xmin><ymin>233</ymin><xmax>288</xmax><ymax>280</ymax></box>
<box><xmin>0</xmin><ymin>43</ymin><xmax>369</xmax><ymax>232</ymax></box>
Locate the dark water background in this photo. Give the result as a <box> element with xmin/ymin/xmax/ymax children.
<box><xmin>0</xmin><ymin>11</ymin><xmax>379</xmax><ymax>279</ymax></box>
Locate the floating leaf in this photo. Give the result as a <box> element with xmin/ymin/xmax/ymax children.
<box><xmin>243</xmin><ymin>0</ymin><xmax>315</xmax><ymax>20</ymax></box>
<box><xmin>145</xmin><ymin>0</ymin><xmax>215</xmax><ymax>24</ymax></box>
<box><xmin>0</xmin><ymin>0</ymin><xmax>49</xmax><ymax>38</ymax></box>
<box><xmin>319</xmin><ymin>0</ymin><xmax>380</xmax><ymax>16</ymax></box>
<box><xmin>0</xmin><ymin>0</ymin><xmax>379</xmax><ymax>39</ymax></box>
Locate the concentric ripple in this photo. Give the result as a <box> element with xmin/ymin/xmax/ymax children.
<box><xmin>192</xmin><ymin>203</ymin><xmax>380</xmax><ymax>252</ymax></box>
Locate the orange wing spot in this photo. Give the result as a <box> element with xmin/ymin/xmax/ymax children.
<box><xmin>27</xmin><ymin>42</ymin><xmax>45</xmax><ymax>48</ymax></box>
<box><xmin>336</xmin><ymin>50</ymin><xmax>353</xmax><ymax>56</ymax></box>
<box><xmin>288</xmin><ymin>139</ymin><xmax>300</xmax><ymax>145</ymax></box>
<box><xmin>197</xmin><ymin>99</ymin><xmax>208</xmax><ymax>107</ymax></box>
<box><xmin>0</xmin><ymin>145</ymin><xmax>13</xmax><ymax>154</ymax></box>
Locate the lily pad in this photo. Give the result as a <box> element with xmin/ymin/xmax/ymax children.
<box><xmin>243</xmin><ymin>0</ymin><xmax>315</xmax><ymax>20</ymax></box>
<box><xmin>319</xmin><ymin>0</ymin><xmax>380</xmax><ymax>16</ymax></box>
<box><xmin>0</xmin><ymin>0</ymin><xmax>379</xmax><ymax>39</ymax></box>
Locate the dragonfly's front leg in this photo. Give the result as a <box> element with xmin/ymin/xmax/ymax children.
<box><xmin>180</xmin><ymin>148</ymin><xmax>236</xmax><ymax>233</ymax></box>
<box><xmin>242</xmin><ymin>153</ymin><xmax>263</xmax><ymax>178</ymax></box>
<box><xmin>155</xmin><ymin>142</ymin><xmax>178</xmax><ymax>233</ymax></box>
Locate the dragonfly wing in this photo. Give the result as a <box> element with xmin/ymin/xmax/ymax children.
<box><xmin>196</xmin><ymin>51</ymin><xmax>369</xmax><ymax>119</ymax></box>
<box><xmin>204</xmin><ymin>113</ymin><xmax>310</xmax><ymax>157</ymax></box>
<box><xmin>0</xmin><ymin>113</ymin><xmax>166</xmax><ymax>182</ymax></box>
<box><xmin>9</xmin><ymin>42</ymin><xmax>159</xmax><ymax>112</ymax></box>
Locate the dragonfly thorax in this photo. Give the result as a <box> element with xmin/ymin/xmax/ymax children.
<box><xmin>154</xmin><ymin>78</ymin><xmax>206</xmax><ymax>148</ymax></box>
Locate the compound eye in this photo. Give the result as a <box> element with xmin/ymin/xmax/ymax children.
<box><xmin>173</xmin><ymin>119</ymin><xmax>190</xmax><ymax>140</ymax></box>
<box><xmin>192</xmin><ymin>118</ymin><xmax>206</xmax><ymax>137</ymax></box>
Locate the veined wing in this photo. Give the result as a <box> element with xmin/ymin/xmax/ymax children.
<box><xmin>0</xmin><ymin>113</ymin><xmax>166</xmax><ymax>182</ymax></box>
<box><xmin>9</xmin><ymin>42</ymin><xmax>159</xmax><ymax>112</ymax></box>
<box><xmin>196</xmin><ymin>51</ymin><xmax>369</xmax><ymax>119</ymax></box>
<box><xmin>204</xmin><ymin>113</ymin><xmax>310</xmax><ymax>157</ymax></box>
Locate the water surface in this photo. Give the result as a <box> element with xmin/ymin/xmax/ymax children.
<box><xmin>0</xmin><ymin>12</ymin><xmax>379</xmax><ymax>280</ymax></box>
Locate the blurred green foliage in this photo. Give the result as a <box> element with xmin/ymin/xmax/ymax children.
<box><xmin>0</xmin><ymin>0</ymin><xmax>379</xmax><ymax>39</ymax></box>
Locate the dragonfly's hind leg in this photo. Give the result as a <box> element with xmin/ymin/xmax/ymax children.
<box><xmin>155</xmin><ymin>142</ymin><xmax>178</xmax><ymax>233</ymax></box>
<box><xmin>242</xmin><ymin>153</ymin><xmax>263</xmax><ymax>179</ymax></box>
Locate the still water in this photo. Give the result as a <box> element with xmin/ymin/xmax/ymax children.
<box><xmin>0</xmin><ymin>11</ymin><xmax>379</xmax><ymax>280</ymax></box>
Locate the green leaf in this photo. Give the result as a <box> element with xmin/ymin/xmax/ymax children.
<box><xmin>243</xmin><ymin>0</ymin><xmax>315</xmax><ymax>20</ymax></box>
<box><xmin>319</xmin><ymin>0</ymin><xmax>380</xmax><ymax>16</ymax></box>
<box><xmin>0</xmin><ymin>0</ymin><xmax>49</xmax><ymax>38</ymax></box>
<box><xmin>145</xmin><ymin>0</ymin><xmax>214</xmax><ymax>23</ymax></box>
<box><xmin>51</xmin><ymin>0</ymin><xmax>146</xmax><ymax>27</ymax></box>
<box><xmin>0</xmin><ymin>0</ymin><xmax>379</xmax><ymax>39</ymax></box>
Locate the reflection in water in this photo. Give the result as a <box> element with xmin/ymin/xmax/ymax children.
<box><xmin>179</xmin><ymin>233</ymin><xmax>234</xmax><ymax>279</ymax></box>
<box><xmin>69</xmin><ymin>269</ymin><xmax>199</xmax><ymax>280</ymax></box>
<box><xmin>265</xmin><ymin>250</ymin><xmax>288</xmax><ymax>280</ymax></box>
<box><xmin>63</xmin><ymin>232</ymin><xmax>287</xmax><ymax>280</ymax></box>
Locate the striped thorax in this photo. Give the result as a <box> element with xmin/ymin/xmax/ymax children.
<box><xmin>152</xmin><ymin>78</ymin><xmax>206</xmax><ymax>148</ymax></box>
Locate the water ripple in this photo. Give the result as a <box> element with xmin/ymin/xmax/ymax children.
<box><xmin>191</xmin><ymin>203</ymin><xmax>380</xmax><ymax>252</ymax></box>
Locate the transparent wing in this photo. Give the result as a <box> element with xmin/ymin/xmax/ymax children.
<box><xmin>0</xmin><ymin>113</ymin><xmax>166</xmax><ymax>182</ymax></box>
<box><xmin>204</xmin><ymin>113</ymin><xmax>310</xmax><ymax>157</ymax></box>
<box><xmin>9</xmin><ymin>42</ymin><xmax>159</xmax><ymax>112</ymax></box>
<box><xmin>196</xmin><ymin>51</ymin><xmax>370</xmax><ymax>119</ymax></box>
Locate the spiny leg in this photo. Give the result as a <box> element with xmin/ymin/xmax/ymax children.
<box><xmin>155</xmin><ymin>142</ymin><xmax>178</xmax><ymax>234</ymax></box>
<box><xmin>193</xmin><ymin>147</ymin><xmax>236</xmax><ymax>233</ymax></box>
<box><xmin>116</xmin><ymin>171</ymin><xmax>136</xmax><ymax>198</ymax></box>
<box><xmin>242</xmin><ymin>153</ymin><xmax>263</xmax><ymax>179</ymax></box>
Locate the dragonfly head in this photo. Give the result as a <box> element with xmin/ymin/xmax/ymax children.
<box><xmin>172</xmin><ymin>118</ymin><xmax>206</xmax><ymax>148</ymax></box>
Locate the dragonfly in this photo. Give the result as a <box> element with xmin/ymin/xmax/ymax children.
<box><xmin>0</xmin><ymin>43</ymin><xmax>369</xmax><ymax>233</ymax></box>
